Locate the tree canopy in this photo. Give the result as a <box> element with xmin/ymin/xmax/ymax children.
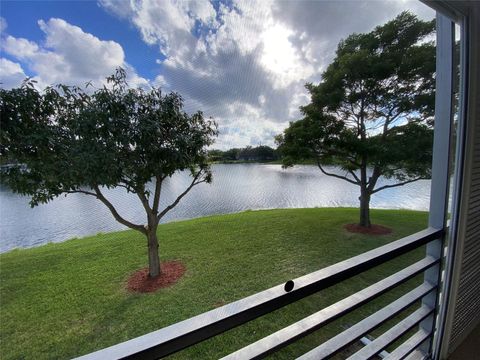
<box><xmin>276</xmin><ymin>12</ymin><xmax>435</xmax><ymax>227</ymax></box>
<box><xmin>0</xmin><ymin>69</ymin><xmax>218</xmax><ymax>277</ymax></box>
<box><xmin>208</xmin><ymin>145</ymin><xmax>279</xmax><ymax>162</ymax></box>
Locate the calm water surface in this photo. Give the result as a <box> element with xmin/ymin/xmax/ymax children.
<box><xmin>0</xmin><ymin>164</ymin><xmax>430</xmax><ymax>253</ymax></box>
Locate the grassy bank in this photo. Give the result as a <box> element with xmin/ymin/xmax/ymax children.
<box><xmin>209</xmin><ymin>159</ymin><xmax>317</xmax><ymax>165</ymax></box>
<box><xmin>209</xmin><ymin>159</ymin><xmax>280</xmax><ymax>165</ymax></box>
<box><xmin>0</xmin><ymin>208</ymin><xmax>428</xmax><ymax>359</ymax></box>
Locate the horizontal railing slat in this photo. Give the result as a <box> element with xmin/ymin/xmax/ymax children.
<box><xmin>384</xmin><ymin>329</ymin><xmax>431</xmax><ymax>360</ymax></box>
<box><xmin>346</xmin><ymin>306</ymin><xmax>434</xmax><ymax>360</ymax></box>
<box><xmin>296</xmin><ymin>283</ymin><xmax>436</xmax><ymax>360</ymax></box>
<box><xmin>75</xmin><ymin>227</ymin><xmax>441</xmax><ymax>360</ymax></box>
<box><xmin>222</xmin><ymin>256</ymin><xmax>438</xmax><ymax>360</ymax></box>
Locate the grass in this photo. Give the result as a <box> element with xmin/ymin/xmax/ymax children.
<box><xmin>0</xmin><ymin>208</ymin><xmax>429</xmax><ymax>359</ymax></box>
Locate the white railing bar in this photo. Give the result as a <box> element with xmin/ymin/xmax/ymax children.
<box><xmin>384</xmin><ymin>329</ymin><xmax>431</xmax><ymax>360</ymax></box>
<box><xmin>296</xmin><ymin>283</ymin><xmax>435</xmax><ymax>360</ymax></box>
<box><xmin>359</xmin><ymin>336</ymin><xmax>390</xmax><ymax>359</ymax></box>
<box><xmin>347</xmin><ymin>306</ymin><xmax>434</xmax><ymax>360</ymax></box>
<box><xmin>222</xmin><ymin>256</ymin><xmax>438</xmax><ymax>360</ymax></box>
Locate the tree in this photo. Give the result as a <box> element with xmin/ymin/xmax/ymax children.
<box><xmin>255</xmin><ymin>145</ymin><xmax>278</xmax><ymax>161</ymax></box>
<box><xmin>276</xmin><ymin>12</ymin><xmax>435</xmax><ymax>227</ymax></box>
<box><xmin>0</xmin><ymin>69</ymin><xmax>218</xmax><ymax>277</ymax></box>
<box><xmin>207</xmin><ymin>149</ymin><xmax>224</xmax><ymax>162</ymax></box>
<box><xmin>208</xmin><ymin>146</ymin><xmax>278</xmax><ymax>162</ymax></box>
<box><xmin>223</xmin><ymin>148</ymin><xmax>240</xmax><ymax>161</ymax></box>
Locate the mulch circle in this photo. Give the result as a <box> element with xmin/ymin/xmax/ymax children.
<box><xmin>126</xmin><ymin>260</ymin><xmax>186</xmax><ymax>293</ymax></box>
<box><xmin>344</xmin><ymin>223</ymin><xmax>393</xmax><ymax>235</ymax></box>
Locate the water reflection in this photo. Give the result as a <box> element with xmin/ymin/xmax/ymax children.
<box><xmin>0</xmin><ymin>164</ymin><xmax>430</xmax><ymax>252</ymax></box>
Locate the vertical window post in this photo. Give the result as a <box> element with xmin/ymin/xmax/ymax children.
<box><xmin>420</xmin><ymin>12</ymin><xmax>455</xmax><ymax>359</ymax></box>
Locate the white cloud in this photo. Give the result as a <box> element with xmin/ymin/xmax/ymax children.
<box><xmin>97</xmin><ymin>0</ymin><xmax>435</xmax><ymax>148</ymax></box>
<box><xmin>2</xmin><ymin>36</ymin><xmax>40</xmax><ymax>59</ymax></box>
<box><xmin>260</xmin><ymin>23</ymin><xmax>315</xmax><ymax>88</ymax></box>
<box><xmin>214</xmin><ymin>102</ymin><xmax>287</xmax><ymax>149</ymax></box>
<box><xmin>97</xmin><ymin>0</ymin><xmax>314</xmax><ymax>150</ymax></box>
<box><xmin>0</xmin><ymin>17</ymin><xmax>7</xmax><ymax>33</ymax></box>
<box><xmin>38</xmin><ymin>18</ymin><xmax>125</xmax><ymax>76</ymax></box>
<box><xmin>100</xmin><ymin>0</ymin><xmax>217</xmax><ymax>57</ymax></box>
<box><xmin>271</xmin><ymin>1</ymin><xmax>435</xmax><ymax>73</ymax></box>
<box><xmin>0</xmin><ymin>58</ymin><xmax>27</xmax><ymax>89</ymax></box>
<box><xmin>182</xmin><ymin>0</ymin><xmax>217</xmax><ymax>27</ymax></box>
<box><xmin>1</xmin><ymin>18</ymin><xmax>148</xmax><ymax>89</ymax></box>
<box><xmin>206</xmin><ymin>1</ymin><xmax>269</xmax><ymax>56</ymax></box>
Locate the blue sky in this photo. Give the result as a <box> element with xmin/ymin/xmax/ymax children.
<box><xmin>0</xmin><ymin>0</ymin><xmax>434</xmax><ymax>149</ymax></box>
<box><xmin>1</xmin><ymin>1</ymin><xmax>161</xmax><ymax>79</ymax></box>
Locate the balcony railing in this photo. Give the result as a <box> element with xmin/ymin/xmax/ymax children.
<box><xmin>75</xmin><ymin>227</ymin><xmax>443</xmax><ymax>360</ymax></box>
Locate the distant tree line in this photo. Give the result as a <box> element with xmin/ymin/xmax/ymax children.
<box><xmin>208</xmin><ymin>145</ymin><xmax>279</xmax><ymax>162</ymax></box>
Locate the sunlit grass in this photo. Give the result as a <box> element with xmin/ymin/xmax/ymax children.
<box><xmin>0</xmin><ymin>208</ymin><xmax>428</xmax><ymax>359</ymax></box>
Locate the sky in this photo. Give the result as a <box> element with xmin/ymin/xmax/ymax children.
<box><xmin>0</xmin><ymin>0</ymin><xmax>435</xmax><ymax>149</ymax></box>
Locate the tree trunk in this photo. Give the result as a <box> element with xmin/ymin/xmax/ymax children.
<box><xmin>359</xmin><ymin>158</ymin><xmax>371</xmax><ymax>227</ymax></box>
<box><xmin>359</xmin><ymin>189</ymin><xmax>371</xmax><ymax>227</ymax></box>
<box><xmin>147</xmin><ymin>228</ymin><xmax>161</xmax><ymax>278</ymax></box>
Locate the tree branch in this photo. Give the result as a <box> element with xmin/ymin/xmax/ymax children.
<box><xmin>136</xmin><ymin>185</ymin><xmax>153</xmax><ymax>218</ymax></box>
<box><xmin>316</xmin><ymin>160</ymin><xmax>360</xmax><ymax>186</ymax></box>
<box><xmin>157</xmin><ymin>170</ymin><xmax>205</xmax><ymax>220</ymax></box>
<box><xmin>65</xmin><ymin>189</ymin><xmax>97</xmax><ymax>197</ymax></box>
<box><xmin>93</xmin><ymin>185</ymin><xmax>146</xmax><ymax>234</ymax></box>
<box><xmin>372</xmin><ymin>177</ymin><xmax>427</xmax><ymax>194</ymax></box>
<box><xmin>348</xmin><ymin>169</ymin><xmax>361</xmax><ymax>183</ymax></box>
<box><xmin>367</xmin><ymin>166</ymin><xmax>382</xmax><ymax>192</ymax></box>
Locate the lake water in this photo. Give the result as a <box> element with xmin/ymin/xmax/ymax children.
<box><xmin>0</xmin><ymin>164</ymin><xmax>431</xmax><ymax>253</ymax></box>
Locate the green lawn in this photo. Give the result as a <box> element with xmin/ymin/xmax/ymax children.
<box><xmin>0</xmin><ymin>208</ymin><xmax>429</xmax><ymax>359</ymax></box>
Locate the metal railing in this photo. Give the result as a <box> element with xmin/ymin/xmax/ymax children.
<box><xmin>76</xmin><ymin>227</ymin><xmax>444</xmax><ymax>360</ymax></box>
